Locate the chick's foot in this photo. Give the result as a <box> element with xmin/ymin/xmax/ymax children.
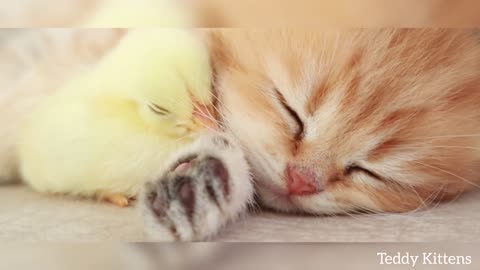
<box><xmin>100</xmin><ymin>193</ymin><xmax>131</xmax><ymax>207</ymax></box>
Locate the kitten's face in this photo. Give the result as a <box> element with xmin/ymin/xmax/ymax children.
<box><xmin>211</xmin><ymin>29</ymin><xmax>480</xmax><ymax>214</ymax></box>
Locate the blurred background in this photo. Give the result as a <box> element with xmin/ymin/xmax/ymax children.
<box><xmin>0</xmin><ymin>0</ymin><xmax>480</xmax><ymax>27</ymax></box>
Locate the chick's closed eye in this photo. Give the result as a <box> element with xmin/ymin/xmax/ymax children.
<box><xmin>148</xmin><ymin>102</ymin><xmax>171</xmax><ymax>116</ymax></box>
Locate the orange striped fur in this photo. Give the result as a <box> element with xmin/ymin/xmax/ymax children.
<box><xmin>209</xmin><ymin>29</ymin><xmax>480</xmax><ymax>214</ymax></box>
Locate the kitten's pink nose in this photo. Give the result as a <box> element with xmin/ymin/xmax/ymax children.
<box><xmin>286</xmin><ymin>165</ymin><xmax>322</xmax><ymax>196</ymax></box>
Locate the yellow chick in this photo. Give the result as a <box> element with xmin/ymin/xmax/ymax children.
<box><xmin>18</xmin><ymin>29</ymin><xmax>214</xmax><ymax>207</ymax></box>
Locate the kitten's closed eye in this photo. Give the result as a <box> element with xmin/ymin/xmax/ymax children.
<box><xmin>211</xmin><ymin>29</ymin><xmax>480</xmax><ymax>216</ymax></box>
<box><xmin>345</xmin><ymin>164</ymin><xmax>385</xmax><ymax>182</ymax></box>
<box><xmin>274</xmin><ymin>88</ymin><xmax>305</xmax><ymax>140</ymax></box>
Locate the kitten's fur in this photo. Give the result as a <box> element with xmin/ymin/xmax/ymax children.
<box><xmin>206</xmin><ymin>29</ymin><xmax>480</xmax><ymax>214</ymax></box>
<box><xmin>1</xmin><ymin>29</ymin><xmax>480</xmax><ymax>241</ymax></box>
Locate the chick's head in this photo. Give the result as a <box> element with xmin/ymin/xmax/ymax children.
<box><xmin>93</xmin><ymin>29</ymin><xmax>215</xmax><ymax>138</ymax></box>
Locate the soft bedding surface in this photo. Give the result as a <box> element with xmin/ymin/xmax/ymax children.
<box><xmin>1</xmin><ymin>185</ymin><xmax>479</xmax><ymax>241</ymax></box>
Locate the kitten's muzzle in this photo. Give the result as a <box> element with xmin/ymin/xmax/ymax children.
<box><xmin>286</xmin><ymin>165</ymin><xmax>323</xmax><ymax>196</ymax></box>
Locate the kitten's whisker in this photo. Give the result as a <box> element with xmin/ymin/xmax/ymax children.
<box><xmin>408</xmin><ymin>134</ymin><xmax>480</xmax><ymax>140</ymax></box>
<box><xmin>202</xmin><ymin>92</ymin><xmax>232</xmax><ymax>129</ymax></box>
<box><xmin>200</xmin><ymin>101</ymin><xmax>220</xmax><ymax>126</ymax></box>
<box><xmin>355</xmin><ymin>205</ymin><xmax>423</xmax><ymax>220</ymax></box>
<box><xmin>408</xmin><ymin>186</ymin><xmax>444</xmax><ymax>217</ymax></box>
<box><xmin>395</xmin><ymin>158</ymin><xmax>480</xmax><ymax>189</ymax></box>
<box><xmin>405</xmin><ymin>183</ymin><xmax>429</xmax><ymax>212</ymax></box>
<box><xmin>427</xmin><ymin>186</ymin><xmax>449</xmax><ymax>210</ymax></box>
<box><xmin>192</xmin><ymin>122</ymin><xmax>216</xmax><ymax>134</ymax></box>
<box><xmin>352</xmin><ymin>205</ymin><xmax>399</xmax><ymax>218</ymax></box>
<box><xmin>210</xmin><ymin>91</ymin><xmax>229</xmax><ymax>115</ymax></box>
<box><xmin>159</xmin><ymin>95</ymin><xmax>223</xmax><ymax>130</ymax></box>
<box><xmin>342</xmin><ymin>205</ymin><xmax>412</xmax><ymax>227</ymax></box>
<box><xmin>382</xmin><ymin>145</ymin><xmax>480</xmax><ymax>151</ymax></box>
<box><xmin>205</xmin><ymin>97</ymin><xmax>244</xmax><ymax>145</ymax></box>
<box><xmin>189</xmin><ymin>100</ymin><xmax>222</xmax><ymax>127</ymax></box>
<box><xmin>334</xmin><ymin>206</ymin><xmax>377</xmax><ymax>225</ymax></box>
<box><xmin>213</xmin><ymin>102</ymin><xmax>229</xmax><ymax>124</ymax></box>
<box><xmin>192</xmin><ymin>101</ymin><xmax>222</xmax><ymax>126</ymax></box>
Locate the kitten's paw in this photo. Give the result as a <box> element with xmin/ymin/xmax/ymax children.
<box><xmin>140</xmin><ymin>134</ymin><xmax>253</xmax><ymax>241</ymax></box>
<box><xmin>144</xmin><ymin>155</ymin><xmax>231</xmax><ymax>241</ymax></box>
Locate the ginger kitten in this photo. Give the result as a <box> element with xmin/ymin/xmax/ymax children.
<box><xmin>142</xmin><ymin>29</ymin><xmax>480</xmax><ymax>240</ymax></box>
<box><xmin>211</xmin><ymin>29</ymin><xmax>480</xmax><ymax>213</ymax></box>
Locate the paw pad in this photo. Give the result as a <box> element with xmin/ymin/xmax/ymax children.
<box><xmin>146</xmin><ymin>156</ymin><xmax>231</xmax><ymax>222</ymax></box>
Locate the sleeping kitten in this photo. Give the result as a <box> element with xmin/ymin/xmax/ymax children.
<box><xmin>1</xmin><ymin>29</ymin><xmax>480</xmax><ymax>242</ymax></box>
<box><xmin>140</xmin><ymin>29</ymin><xmax>480</xmax><ymax>240</ymax></box>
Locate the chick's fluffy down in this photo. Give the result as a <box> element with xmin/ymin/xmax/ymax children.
<box><xmin>18</xmin><ymin>29</ymin><xmax>212</xmax><ymax>197</ymax></box>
